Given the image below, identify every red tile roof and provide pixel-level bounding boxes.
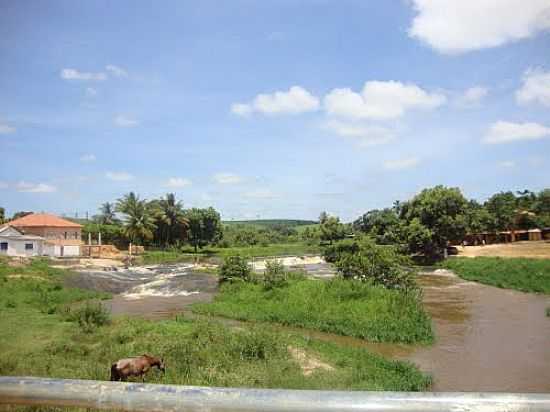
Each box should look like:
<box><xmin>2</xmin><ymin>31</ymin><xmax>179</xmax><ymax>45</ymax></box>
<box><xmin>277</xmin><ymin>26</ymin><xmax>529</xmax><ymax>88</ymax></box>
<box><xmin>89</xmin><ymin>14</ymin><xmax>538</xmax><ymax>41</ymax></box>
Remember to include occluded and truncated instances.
<box><xmin>9</xmin><ymin>213</ymin><xmax>82</xmax><ymax>228</ymax></box>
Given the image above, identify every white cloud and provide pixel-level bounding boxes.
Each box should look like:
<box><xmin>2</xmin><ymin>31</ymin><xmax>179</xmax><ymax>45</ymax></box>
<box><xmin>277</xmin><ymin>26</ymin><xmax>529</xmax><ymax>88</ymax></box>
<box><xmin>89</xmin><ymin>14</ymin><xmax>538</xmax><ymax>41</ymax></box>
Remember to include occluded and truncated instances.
<box><xmin>324</xmin><ymin>81</ymin><xmax>445</xmax><ymax>120</ymax></box>
<box><xmin>213</xmin><ymin>173</ymin><xmax>243</xmax><ymax>184</ymax></box>
<box><xmin>244</xmin><ymin>189</ymin><xmax>278</xmax><ymax>199</ymax></box>
<box><xmin>483</xmin><ymin>121</ymin><xmax>550</xmax><ymax>144</ymax></box>
<box><xmin>231</xmin><ymin>86</ymin><xmax>320</xmax><ymax>116</ymax></box>
<box><xmin>80</xmin><ymin>154</ymin><xmax>96</xmax><ymax>162</ymax></box>
<box><xmin>455</xmin><ymin>86</ymin><xmax>488</xmax><ymax>107</ymax></box>
<box><xmin>408</xmin><ymin>0</ymin><xmax>550</xmax><ymax>54</ymax></box>
<box><xmin>383</xmin><ymin>157</ymin><xmax>420</xmax><ymax>171</ymax></box>
<box><xmin>165</xmin><ymin>177</ymin><xmax>192</xmax><ymax>188</ymax></box>
<box><xmin>498</xmin><ymin>160</ymin><xmax>516</xmax><ymax>168</ymax></box>
<box><xmin>324</xmin><ymin>120</ymin><xmax>394</xmax><ymax>147</ymax></box>
<box><xmin>85</xmin><ymin>87</ymin><xmax>98</xmax><ymax>97</ymax></box>
<box><xmin>516</xmin><ymin>68</ymin><xmax>550</xmax><ymax>107</ymax></box>
<box><xmin>105</xmin><ymin>64</ymin><xmax>128</xmax><ymax>77</ymax></box>
<box><xmin>0</xmin><ymin>121</ymin><xmax>15</xmax><ymax>134</ymax></box>
<box><xmin>105</xmin><ymin>171</ymin><xmax>134</xmax><ymax>181</ymax></box>
<box><xmin>60</xmin><ymin>68</ymin><xmax>107</xmax><ymax>81</ymax></box>
<box><xmin>114</xmin><ymin>115</ymin><xmax>139</xmax><ymax>127</ymax></box>
<box><xmin>16</xmin><ymin>181</ymin><xmax>57</xmax><ymax>193</ymax></box>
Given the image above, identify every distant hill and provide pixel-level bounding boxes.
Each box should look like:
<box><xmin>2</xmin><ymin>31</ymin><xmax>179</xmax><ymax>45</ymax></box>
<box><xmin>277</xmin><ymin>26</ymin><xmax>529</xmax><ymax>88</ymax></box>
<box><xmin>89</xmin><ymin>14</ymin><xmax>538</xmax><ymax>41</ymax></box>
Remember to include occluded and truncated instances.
<box><xmin>223</xmin><ymin>219</ymin><xmax>317</xmax><ymax>228</ymax></box>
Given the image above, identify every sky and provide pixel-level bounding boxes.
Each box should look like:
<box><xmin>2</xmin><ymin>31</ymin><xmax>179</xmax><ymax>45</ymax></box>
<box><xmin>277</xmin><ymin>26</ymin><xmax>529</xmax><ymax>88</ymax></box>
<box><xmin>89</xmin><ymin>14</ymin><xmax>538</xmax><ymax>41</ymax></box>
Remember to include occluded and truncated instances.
<box><xmin>1</xmin><ymin>0</ymin><xmax>550</xmax><ymax>221</ymax></box>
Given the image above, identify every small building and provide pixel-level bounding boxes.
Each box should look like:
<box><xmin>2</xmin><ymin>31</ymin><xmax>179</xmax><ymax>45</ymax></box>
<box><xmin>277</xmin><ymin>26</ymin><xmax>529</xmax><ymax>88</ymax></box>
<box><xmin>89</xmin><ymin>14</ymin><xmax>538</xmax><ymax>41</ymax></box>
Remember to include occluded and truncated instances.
<box><xmin>9</xmin><ymin>213</ymin><xmax>83</xmax><ymax>257</ymax></box>
<box><xmin>0</xmin><ymin>225</ymin><xmax>45</xmax><ymax>257</ymax></box>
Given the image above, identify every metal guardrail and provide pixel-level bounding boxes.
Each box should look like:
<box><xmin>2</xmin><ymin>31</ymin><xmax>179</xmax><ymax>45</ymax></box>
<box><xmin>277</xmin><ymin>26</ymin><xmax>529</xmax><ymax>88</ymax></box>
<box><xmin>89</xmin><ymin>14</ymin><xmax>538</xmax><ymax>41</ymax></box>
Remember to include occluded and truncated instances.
<box><xmin>1</xmin><ymin>377</ymin><xmax>550</xmax><ymax>412</ymax></box>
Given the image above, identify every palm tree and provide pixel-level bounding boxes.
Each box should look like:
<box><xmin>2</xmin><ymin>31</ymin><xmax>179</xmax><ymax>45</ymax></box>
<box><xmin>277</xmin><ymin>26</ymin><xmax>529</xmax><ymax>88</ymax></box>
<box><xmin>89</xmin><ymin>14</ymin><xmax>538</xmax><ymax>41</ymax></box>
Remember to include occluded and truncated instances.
<box><xmin>152</xmin><ymin>193</ymin><xmax>189</xmax><ymax>246</ymax></box>
<box><xmin>98</xmin><ymin>202</ymin><xmax>118</xmax><ymax>225</ymax></box>
<box><xmin>116</xmin><ymin>192</ymin><xmax>156</xmax><ymax>244</ymax></box>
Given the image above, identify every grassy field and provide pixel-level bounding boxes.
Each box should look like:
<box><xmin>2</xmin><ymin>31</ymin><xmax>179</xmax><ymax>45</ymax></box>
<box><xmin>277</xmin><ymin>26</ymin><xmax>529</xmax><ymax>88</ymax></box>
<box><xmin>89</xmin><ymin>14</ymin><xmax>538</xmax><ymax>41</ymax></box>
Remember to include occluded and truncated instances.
<box><xmin>141</xmin><ymin>243</ymin><xmax>322</xmax><ymax>264</ymax></box>
<box><xmin>442</xmin><ymin>257</ymin><xmax>550</xmax><ymax>294</ymax></box>
<box><xmin>193</xmin><ymin>278</ymin><xmax>433</xmax><ymax>344</ymax></box>
<box><xmin>0</xmin><ymin>257</ymin><xmax>432</xmax><ymax>406</ymax></box>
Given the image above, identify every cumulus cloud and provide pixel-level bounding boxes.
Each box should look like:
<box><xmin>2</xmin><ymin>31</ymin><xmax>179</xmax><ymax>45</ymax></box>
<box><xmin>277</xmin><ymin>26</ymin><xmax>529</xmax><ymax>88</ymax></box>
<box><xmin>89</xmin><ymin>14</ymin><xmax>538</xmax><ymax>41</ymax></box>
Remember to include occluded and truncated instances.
<box><xmin>408</xmin><ymin>0</ymin><xmax>550</xmax><ymax>54</ymax></box>
<box><xmin>16</xmin><ymin>181</ymin><xmax>57</xmax><ymax>193</ymax></box>
<box><xmin>324</xmin><ymin>81</ymin><xmax>445</xmax><ymax>120</ymax></box>
<box><xmin>516</xmin><ymin>68</ymin><xmax>550</xmax><ymax>107</ymax></box>
<box><xmin>455</xmin><ymin>86</ymin><xmax>488</xmax><ymax>107</ymax></box>
<box><xmin>231</xmin><ymin>86</ymin><xmax>320</xmax><ymax>116</ymax></box>
<box><xmin>213</xmin><ymin>173</ymin><xmax>243</xmax><ymax>184</ymax></box>
<box><xmin>105</xmin><ymin>64</ymin><xmax>128</xmax><ymax>77</ymax></box>
<box><xmin>80</xmin><ymin>154</ymin><xmax>96</xmax><ymax>162</ymax></box>
<box><xmin>483</xmin><ymin>121</ymin><xmax>550</xmax><ymax>144</ymax></box>
<box><xmin>114</xmin><ymin>115</ymin><xmax>138</xmax><ymax>127</ymax></box>
<box><xmin>383</xmin><ymin>157</ymin><xmax>420</xmax><ymax>171</ymax></box>
<box><xmin>324</xmin><ymin>120</ymin><xmax>394</xmax><ymax>147</ymax></box>
<box><xmin>105</xmin><ymin>171</ymin><xmax>134</xmax><ymax>181</ymax></box>
<box><xmin>60</xmin><ymin>68</ymin><xmax>107</xmax><ymax>81</ymax></box>
<box><xmin>0</xmin><ymin>121</ymin><xmax>15</xmax><ymax>134</ymax></box>
<box><xmin>165</xmin><ymin>177</ymin><xmax>192</xmax><ymax>188</ymax></box>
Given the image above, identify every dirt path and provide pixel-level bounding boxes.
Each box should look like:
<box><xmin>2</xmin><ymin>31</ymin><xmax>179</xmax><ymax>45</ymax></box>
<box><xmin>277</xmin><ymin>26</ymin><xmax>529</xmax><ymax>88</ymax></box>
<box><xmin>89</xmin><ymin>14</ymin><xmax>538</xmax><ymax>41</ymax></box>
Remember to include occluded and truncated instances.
<box><xmin>458</xmin><ymin>240</ymin><xmax>550</xmax><ymax>259</ymax></box>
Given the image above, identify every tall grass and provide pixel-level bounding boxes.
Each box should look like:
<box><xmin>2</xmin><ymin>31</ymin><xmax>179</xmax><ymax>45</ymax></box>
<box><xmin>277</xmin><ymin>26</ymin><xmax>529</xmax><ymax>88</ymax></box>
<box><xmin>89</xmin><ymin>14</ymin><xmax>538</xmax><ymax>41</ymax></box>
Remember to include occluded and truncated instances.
<box><xmin>442</xmin><ymin>257</ymin><xmax>550</xmax><ymax>294</ymax></box>
<box><xmin>194</xmin><ymin>278</ymin><xmax>433</xmax><ymax>344</ymax></box>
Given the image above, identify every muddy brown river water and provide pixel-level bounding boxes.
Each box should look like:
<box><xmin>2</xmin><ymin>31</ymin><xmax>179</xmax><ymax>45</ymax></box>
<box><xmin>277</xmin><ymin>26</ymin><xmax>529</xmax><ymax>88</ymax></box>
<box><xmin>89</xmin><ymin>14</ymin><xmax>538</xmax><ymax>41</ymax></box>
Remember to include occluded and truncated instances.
<box><xmin>69</xmin><ymin>263</ymin><xmax>550</xmax><ymax>392</ymax></box>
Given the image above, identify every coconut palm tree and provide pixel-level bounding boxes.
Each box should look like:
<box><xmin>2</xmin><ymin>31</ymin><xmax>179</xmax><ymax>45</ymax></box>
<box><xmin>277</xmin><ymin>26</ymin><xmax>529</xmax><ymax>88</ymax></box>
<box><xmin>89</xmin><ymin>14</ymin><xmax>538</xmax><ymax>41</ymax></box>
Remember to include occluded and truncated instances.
<box><xmin>151</xmin><ymin>193</ymin><xmax>189</xmax><ymax>246</ymax></box>
<box><xmin>98</xmin><ymin>202</ymin><xmax>118</xmax><ymax>225</ymax></box>
<box><xmin>116</xmin><ymin>192</ymin><xmax>156</xmax><ymax>244</ymax></box>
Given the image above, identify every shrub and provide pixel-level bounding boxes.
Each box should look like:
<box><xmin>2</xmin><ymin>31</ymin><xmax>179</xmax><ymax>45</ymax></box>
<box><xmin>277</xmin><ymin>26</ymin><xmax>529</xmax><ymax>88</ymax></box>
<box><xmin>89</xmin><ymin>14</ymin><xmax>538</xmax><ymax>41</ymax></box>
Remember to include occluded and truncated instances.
<box><xmin>263</xmin><ymin>260</ymin><xmax>287</xmax><ymax>289</ymax></box>
<box><xmin>219</xmin><ymin>255</ymin><xmax>251</xmax><ymax>283</ymax></box>
<box><xmin>323</xmin><ymin>239</ymin><xmax>360</xmax><ymax>263</ymax></box>
<box><xmin>65</xmin><ymin>301</ymin><xmax>110</xmax><ymax>333</ymax></box>
<box><xmin>332</xmin><ymin>237</ymin><xmax>416</xmax><ymax>290</ymax></box>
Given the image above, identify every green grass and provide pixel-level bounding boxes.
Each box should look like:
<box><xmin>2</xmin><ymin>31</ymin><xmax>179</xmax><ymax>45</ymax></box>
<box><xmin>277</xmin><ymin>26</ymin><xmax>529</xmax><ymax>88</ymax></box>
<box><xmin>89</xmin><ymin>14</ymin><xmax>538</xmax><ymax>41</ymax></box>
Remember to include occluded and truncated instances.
<box><xmin>441</xmin><ymin>257</ymin><xmax>550</xmax><ymax>294</ymax></box>
<box><xmin>142</xmin><ymin>243</ymin><xmax>322</xmax><ymax>264</ymax></box>
<box><xmin>193</xmin><ymin>278</ymin><xmax>433</xmax><ymax>344</ymax></box>
<box><xmin>0</xmin><ymin>258</ymin><xmax>431</xmax><ymax>398</ymax></box>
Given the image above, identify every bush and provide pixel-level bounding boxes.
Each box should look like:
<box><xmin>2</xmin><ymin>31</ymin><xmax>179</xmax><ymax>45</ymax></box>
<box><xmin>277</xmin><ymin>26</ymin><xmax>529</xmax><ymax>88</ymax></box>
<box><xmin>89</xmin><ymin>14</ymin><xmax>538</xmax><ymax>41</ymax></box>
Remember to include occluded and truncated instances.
<box><xmin>263</xmin><ymin>260</ymin><xmax>287</xmax><ymax>289</ymax></box>
<box><xmin>65</xmin><ymin>301</ymin><xmax>110</xmax><ymax>333</ymax></box>
<box><xmin>323</xmin><ymin>239</ymin><xmax>360</xmax><ymax>263</ymax></box>
<box><xmin>219</xmin><ymin>255</ymin><xmax>251</xmax><ymax>283</ymax></box>
<box><xmin>332</xmin><ymin>237</ymin><xmax>416</xmax><ymax>290</ymax></box>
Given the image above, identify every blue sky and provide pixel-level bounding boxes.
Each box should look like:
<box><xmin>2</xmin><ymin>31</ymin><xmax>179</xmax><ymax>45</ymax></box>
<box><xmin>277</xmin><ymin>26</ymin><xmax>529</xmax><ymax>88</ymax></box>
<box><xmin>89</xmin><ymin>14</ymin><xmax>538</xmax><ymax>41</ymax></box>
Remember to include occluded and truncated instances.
<box><xmin>1</xmin><ymin>0</ymin><xmax>550</xmax><ymax>221</ymax></box>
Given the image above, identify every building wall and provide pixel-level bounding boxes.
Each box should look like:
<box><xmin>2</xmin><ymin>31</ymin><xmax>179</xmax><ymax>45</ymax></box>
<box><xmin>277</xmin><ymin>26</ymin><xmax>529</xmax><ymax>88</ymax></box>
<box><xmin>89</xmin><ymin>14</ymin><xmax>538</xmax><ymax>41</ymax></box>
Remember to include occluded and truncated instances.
<box><xmin>0</xmin><ymin>238</ymin><xmax>43</xmax><ymax>257</ymax></box>
<box><xmin>15</xmin><ymin>226</ymin><xmax>82</xmax><ymax>246</ymax></box>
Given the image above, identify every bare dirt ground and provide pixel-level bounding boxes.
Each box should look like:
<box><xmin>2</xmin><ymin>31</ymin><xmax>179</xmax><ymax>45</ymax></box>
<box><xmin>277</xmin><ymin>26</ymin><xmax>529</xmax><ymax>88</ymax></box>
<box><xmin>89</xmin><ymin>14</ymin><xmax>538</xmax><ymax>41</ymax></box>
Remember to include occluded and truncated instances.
<box><xmin>287</xmin><ymin>346</ymin><xmax>334</xmax><ymax>376</ymax></box>
<box><xmin>458</xmin><ymin>240</ymin><xmax>550</xmax><ymax>259</ymax></box>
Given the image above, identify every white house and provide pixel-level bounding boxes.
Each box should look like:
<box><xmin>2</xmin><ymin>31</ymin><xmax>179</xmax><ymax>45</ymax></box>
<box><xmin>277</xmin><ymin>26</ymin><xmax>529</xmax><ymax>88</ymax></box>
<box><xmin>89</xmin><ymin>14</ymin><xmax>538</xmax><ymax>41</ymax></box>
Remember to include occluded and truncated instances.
<box><xmin>0</xmin><ymin>225</ymin><xmax>45</xmax><ymax>257</ymax></box>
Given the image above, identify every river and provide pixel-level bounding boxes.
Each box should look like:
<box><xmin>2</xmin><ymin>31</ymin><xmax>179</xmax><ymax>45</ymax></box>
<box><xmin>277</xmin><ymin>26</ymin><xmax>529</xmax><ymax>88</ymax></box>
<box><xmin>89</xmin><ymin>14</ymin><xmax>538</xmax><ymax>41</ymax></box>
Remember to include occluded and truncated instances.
<box><xmin>69</xmin><ymin>262</ymin><xmax>550</xmax><ymax>392</ymax></box>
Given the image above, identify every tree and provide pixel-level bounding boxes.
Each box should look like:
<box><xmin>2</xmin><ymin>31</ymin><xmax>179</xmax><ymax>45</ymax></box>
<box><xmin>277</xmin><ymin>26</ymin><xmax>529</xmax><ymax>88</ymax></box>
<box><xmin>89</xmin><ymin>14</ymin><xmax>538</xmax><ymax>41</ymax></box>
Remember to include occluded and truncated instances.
<box><xmin>464</xmin><ymin>200</ymin><xmax>493</xmax><ymax>234</ymax></box>
<box><xmin>11</xmin><ymin>211</ymin><xmax>33</xmax><ymax>220</ymax></box>
<box><xmin>332</xmin><ymin>237</ymin><xmax>416</xmax><ymax>290</ymax></box>
<box><xmin>116</xmin><ymin>192</ymin><xmax>156</xmax><ymax>244</ymax></box>
<box><xmin>402</xmin><ymin>186</ymin><xmax>468</xmax><ymax>258</ymax></box>
<box><xmin>151</xmin><ymin>193</ymin><xmax>189</xmax><ymax>246</ymax></box>
<box><xmin>485</xmin><ymin>191</ymin><xmax>516</xmax><ymax>231</ymax></box>
<box><xmin>319</xmin><ymin>215</ymin><xmax>346</xmax><ymax>244</ymax></box>
<box><xmin>318</xmin><ymin>211</ymin><xmax>329</xmax><ymax>224</ymax></box>
<box><xmin>184</xmin><ymin>207</ymin><xmax>223</xmax><ymax>253</ymax></box>
<box><xmin>96</xmin><ymin>202</ymin><xmax>118</xmax><ymax>225</ymax></box>
<box><xmin>0</xmin><ymin>207</ymin><xmax>5</xmax><ymax>224</ymax></box>
<box><xmin>353</xmin><ymin>208</ymin><xmax>403</xmax><ymax>244</ymax></box>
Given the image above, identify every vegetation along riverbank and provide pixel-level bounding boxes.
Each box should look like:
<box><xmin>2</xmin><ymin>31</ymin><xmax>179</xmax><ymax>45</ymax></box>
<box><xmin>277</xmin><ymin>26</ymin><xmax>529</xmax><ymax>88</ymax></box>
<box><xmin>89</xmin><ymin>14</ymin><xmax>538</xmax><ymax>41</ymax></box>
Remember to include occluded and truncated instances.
<box><xmin>441</xmin><ymin>257</ymin><xmax>550</xmax><ymax>294</ymax></box>
<box><xmin>0</xmin><ymin>257</ymin><xmax>431</xmax><ymax>392</ymax></box>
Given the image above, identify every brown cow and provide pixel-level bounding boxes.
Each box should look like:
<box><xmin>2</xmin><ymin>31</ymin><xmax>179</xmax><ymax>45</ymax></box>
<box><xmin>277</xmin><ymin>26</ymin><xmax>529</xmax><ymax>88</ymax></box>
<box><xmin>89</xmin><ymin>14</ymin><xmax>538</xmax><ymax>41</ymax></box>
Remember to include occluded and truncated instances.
<box><xmin>110</xmin><ymin>354</ymin><xmax>165</xmax><ymax>382</ymax></box>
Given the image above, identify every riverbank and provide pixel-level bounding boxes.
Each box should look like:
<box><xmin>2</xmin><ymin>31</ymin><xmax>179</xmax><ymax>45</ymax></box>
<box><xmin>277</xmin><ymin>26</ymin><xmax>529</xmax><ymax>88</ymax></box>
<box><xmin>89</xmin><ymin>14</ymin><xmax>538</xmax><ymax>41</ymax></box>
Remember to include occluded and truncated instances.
<box><xmin>0</xmin><ymin>257</ymin><xmax>431</xmax><ymax>392</ymax></box>
<box><xmin>441</xmin><ymin>257</ymin><xmax>550</xmax><ymax>294</ymax></box>
<box><xmin>193</xmin><ymin>277</ymin><xmax>433</xmax><ymax>344</ymax></box>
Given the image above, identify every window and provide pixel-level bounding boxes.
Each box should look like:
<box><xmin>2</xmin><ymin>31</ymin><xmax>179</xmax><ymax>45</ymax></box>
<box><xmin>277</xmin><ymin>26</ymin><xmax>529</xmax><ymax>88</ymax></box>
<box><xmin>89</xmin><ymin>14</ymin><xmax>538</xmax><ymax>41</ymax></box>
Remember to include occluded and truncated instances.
<box><xmin>25</xmin><ymin>243</ymin><xmax>34</xmax><ymax>250</ymax></box>
<box><xmin>74</xmin><ymin>231</ymin><xmax>78</xmax><ymax>239</ymax></box>
<box><xmin>0</xmin><ymin>242</ymin><xmax>7</xmax><ymax>251</ymax></box>
<box><xmin>64</xmin><ymin>232</ymin><xmax>67</xmax><ymax>239</ymax></box>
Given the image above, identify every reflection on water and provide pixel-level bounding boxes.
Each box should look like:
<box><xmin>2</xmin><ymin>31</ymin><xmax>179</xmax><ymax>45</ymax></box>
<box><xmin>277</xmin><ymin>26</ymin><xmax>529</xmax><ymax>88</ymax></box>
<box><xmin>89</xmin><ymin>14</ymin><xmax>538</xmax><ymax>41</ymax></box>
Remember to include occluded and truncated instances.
<box><xmin>71</xmin><ymin>263</ymin><xmax>550</xmax><ymax>392</ymax></box>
